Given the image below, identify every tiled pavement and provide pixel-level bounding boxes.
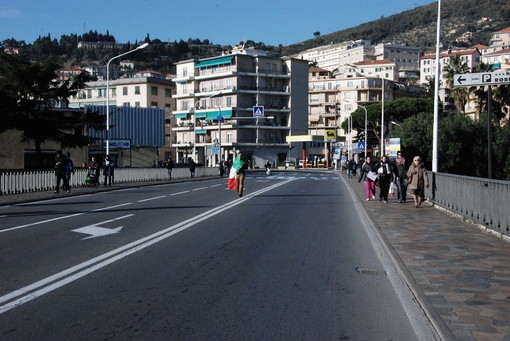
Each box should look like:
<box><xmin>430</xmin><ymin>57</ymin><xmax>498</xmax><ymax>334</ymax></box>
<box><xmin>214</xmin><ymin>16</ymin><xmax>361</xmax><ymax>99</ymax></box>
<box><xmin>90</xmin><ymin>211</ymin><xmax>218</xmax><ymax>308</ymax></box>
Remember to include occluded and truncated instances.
<box><xmin>2</xmin><ymin>172</ymin><xmax>510</xmax><ymax>340</ymax></box>
<box><xmin>342</xmin><ymin>173</ymin><xmax>510</xmax><ymax>341</ymax></box>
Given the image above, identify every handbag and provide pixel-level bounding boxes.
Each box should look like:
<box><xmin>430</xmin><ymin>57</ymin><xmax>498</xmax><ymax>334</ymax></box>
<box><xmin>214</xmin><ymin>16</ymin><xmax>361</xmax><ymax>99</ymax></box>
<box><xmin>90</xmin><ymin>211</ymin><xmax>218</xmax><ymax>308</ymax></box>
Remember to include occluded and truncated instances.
<box><xmin>389</xmin><ymin>182</ymin><xmax>397</xmax><ymax>196</ymax></box>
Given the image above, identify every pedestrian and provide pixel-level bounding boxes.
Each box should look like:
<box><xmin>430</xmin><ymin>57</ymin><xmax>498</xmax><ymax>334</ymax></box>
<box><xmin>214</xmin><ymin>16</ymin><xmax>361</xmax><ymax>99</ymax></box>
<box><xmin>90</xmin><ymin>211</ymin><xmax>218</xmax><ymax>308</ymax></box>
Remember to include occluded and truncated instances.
<box><xmin>54</xmin><ymin>150</ymin><xmax>69</xmax><ymax>193</ymax></box>
<box><xmin>65</xmin><ymin>152</ymin><xmax>74</xmax><ymax>191</ymax></box>
<box><xmin>87</xmin><ymin>156</ymin><xmax>99</xmax><ymax>185</ymax></box>
<box><xmin>166</xmin><ymin>158</ymin><xmax>173</xmax><ymax>180</ymax></box>
<box><xmin>375</xmin><ymin>155</ymin><xmax>393</xmax><ymax>203</ymax></box>
<box><xmin>188</xmin><ymin>157</ymin><xmax>196</xmax><ymax>178</ymax></box>
<box><xmin>407</xmin><ymin>156</ymin><xmax>429</xmax><ymax>208</ymax></box>
<box><xmin>392</xmin><ymin>151</ymin><xmax>408</xmax><ymax>203</ymax></box>
<box><xmin>358</xmin><ymin>156</ymin><xmax>377</xmax><ymax>201</ymax></box>
<box><xmin>103</xmin><ymin>155</ymin><xmax>114</xmax><ymax>187</ymax></box>
<box><xmin>233</xmin><ymin>151</ymin><xmax>248</xmax><ymax>197</ymax></box>
<box><xmin>219</xmin><ymin>160</ymin><xmax>224</xmax><ymax>178</ymax></box>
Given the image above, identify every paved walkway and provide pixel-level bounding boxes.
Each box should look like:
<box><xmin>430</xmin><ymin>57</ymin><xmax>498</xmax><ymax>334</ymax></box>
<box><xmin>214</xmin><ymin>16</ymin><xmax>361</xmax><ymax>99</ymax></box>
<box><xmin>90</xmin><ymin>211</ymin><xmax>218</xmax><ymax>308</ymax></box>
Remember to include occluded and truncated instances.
<box><xmin>342</xmin><ymin>173</ymin><xmax>510</xmax><ymax>341</ymax></box>
<box><xmin>2</xmin><ymin>172</ymin><xmax>510</xmax><ymax>340</ymax></box>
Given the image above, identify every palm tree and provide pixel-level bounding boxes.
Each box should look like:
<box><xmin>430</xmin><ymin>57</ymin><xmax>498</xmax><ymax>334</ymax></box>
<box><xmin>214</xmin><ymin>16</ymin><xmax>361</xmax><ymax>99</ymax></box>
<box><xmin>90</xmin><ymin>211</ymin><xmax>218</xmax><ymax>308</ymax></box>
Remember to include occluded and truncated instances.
<box><xmin>443</xmin><ymin>54</ymin><xmax>470</xmax><ymax>114</ymax></box>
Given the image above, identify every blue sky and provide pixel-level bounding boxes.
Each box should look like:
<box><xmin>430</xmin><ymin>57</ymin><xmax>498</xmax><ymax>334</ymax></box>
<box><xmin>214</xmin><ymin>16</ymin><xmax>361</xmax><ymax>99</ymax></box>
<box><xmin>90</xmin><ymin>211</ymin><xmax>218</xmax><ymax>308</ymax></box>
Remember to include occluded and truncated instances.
<box><xmin>0</xmin><ymin>0</ymin><xmax>437</xmax><ymax>46</ymax></box>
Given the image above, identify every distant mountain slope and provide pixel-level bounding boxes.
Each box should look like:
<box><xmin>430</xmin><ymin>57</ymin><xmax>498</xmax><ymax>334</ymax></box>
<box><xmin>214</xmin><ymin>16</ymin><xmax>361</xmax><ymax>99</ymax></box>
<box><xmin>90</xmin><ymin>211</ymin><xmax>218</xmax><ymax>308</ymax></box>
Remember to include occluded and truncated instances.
<box><xmin>287</xmin><ymin>0</ymin><xmax>510</xmax><ymax>53</ymax></box>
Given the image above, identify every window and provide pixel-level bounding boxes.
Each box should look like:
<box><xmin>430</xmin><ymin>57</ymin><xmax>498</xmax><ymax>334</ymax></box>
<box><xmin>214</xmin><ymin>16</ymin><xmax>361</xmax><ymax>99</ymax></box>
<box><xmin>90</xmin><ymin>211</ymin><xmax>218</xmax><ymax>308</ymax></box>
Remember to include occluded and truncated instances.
<box><xmin>123</xmin><ymin>87</ymin><xmax>128</xmax><ymax>95</ymax></box>
<box><xmin>123</xmin><ymin>102</ymin><xmax>130</xmax><ymax>107</ymax></box>
<box><xmin>135</xmin><ymin>102</ymin><xmax>140</xmax><ymax>107</ymax></box>
<box><xmin>165</xmin><ymin>88</ymin><xmax>171</xmax><ymax>97</ymax></box>
<box><xmin>135</xmin><ymin>86</ymin><xmax>140</xmax><ymax>95</ymax></box>
<box><xmin>151</xmin><ymin>86</ymin><xmax>158</xmax><ymax>96</ymax></box>
<box><xmin>227</xmin><ymin>132</ymin><xmax>232</xmax><ymax>143</ymax></box>
<box><xmin>182</xmin><ymin>67</ymin><xmax>188</xmax><ymax>77</ymax></box>
<box><xmin>151</xmin><ymin>102</ymin><xmax>158</xmax><ymax>107</ymax></box>
<box><xmin>111</xmin><ymin>88</ymin><xmax>116</xmax><ymax>97</ymax></box>
<box><xmin>226</xmin><ymin>96</ymin><xmax>232</xmax><ymax>107</ymax></box>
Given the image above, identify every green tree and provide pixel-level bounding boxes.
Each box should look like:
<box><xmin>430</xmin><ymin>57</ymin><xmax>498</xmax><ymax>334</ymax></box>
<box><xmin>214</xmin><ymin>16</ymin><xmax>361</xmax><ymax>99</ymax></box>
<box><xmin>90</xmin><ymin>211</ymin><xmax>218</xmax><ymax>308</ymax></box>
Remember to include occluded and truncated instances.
<box><xmin>0</xmin><ymin>52</ymin><xmax>104</xmax><ymax>166</ymax></box>
<box><xmin>443</xmin><ymin>54</ymin><xmax>470</xmax><ymax>114</ymax></box>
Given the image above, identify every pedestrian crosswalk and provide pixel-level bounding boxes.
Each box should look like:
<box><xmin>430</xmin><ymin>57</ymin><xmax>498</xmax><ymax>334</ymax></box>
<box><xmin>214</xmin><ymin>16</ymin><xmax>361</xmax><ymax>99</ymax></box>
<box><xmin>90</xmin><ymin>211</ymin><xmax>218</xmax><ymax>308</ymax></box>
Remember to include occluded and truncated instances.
<box><xmin>254</xmin><ymin>175</ymin><xmax>339</xmax><ymax>181</ymax></box>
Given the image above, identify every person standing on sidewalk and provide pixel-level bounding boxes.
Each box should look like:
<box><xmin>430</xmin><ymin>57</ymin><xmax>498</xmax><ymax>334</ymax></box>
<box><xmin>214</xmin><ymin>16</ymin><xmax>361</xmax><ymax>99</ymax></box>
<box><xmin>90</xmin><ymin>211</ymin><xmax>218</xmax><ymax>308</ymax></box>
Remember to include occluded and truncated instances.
<box><xmin>65</xmin><ymin>152</ymin><xmax>74</xmax><ymax>191</ymax></box>
<box><xmin>103</xmin><ymin>155</ymin><xmax>114</xmax><ymax>187</ymax></box>
<box><xmin>407</xmin><ymin>156</ymin><xmax>429</xmax><ymax>208</ymax></box>
<box><xmin>188</xmin><ymin>158</ymin><xmax>196</xmax><ymax>178</ymax></box>
<box><xmin>392</xmin><ymin>151</ymin><xmax>407</xmax><ymax>203</ymax></box>
<box><xmin>375</xmin><ymin>155</ymin><xmax>393</xmax><ymax>203</ymax></box>
<box><xmin>166</xmin><ymin>157</ymin><xmax>173</xmax><ymax>180</ymax></box>
<box><xmin>358</xmin><ymin>156</ymin><xmax>377</xmax><ymax>201</ymax></box>
<box><xmin>54</xmin><ymin>150</ymin><xmax>69</xmax><ymax>193</ymax></box>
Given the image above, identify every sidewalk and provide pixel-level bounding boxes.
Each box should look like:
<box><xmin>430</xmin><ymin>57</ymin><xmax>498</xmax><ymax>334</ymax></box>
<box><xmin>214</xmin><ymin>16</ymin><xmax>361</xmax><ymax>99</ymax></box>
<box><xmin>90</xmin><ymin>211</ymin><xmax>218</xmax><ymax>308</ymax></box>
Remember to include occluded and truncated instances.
<box><xmin>342</xmin><ymin>172</ymin><xmax>510</xmax><ymax>341</ymax></box>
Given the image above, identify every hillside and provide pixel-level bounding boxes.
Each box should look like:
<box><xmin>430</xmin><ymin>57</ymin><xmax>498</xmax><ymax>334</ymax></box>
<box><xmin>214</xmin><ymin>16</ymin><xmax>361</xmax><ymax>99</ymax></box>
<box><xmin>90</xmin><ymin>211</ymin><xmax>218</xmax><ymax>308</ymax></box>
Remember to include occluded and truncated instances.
<box><xmin>287</xmin><ymin>0</ymin><xmax>510</xmax><ymax>54</ymax></box>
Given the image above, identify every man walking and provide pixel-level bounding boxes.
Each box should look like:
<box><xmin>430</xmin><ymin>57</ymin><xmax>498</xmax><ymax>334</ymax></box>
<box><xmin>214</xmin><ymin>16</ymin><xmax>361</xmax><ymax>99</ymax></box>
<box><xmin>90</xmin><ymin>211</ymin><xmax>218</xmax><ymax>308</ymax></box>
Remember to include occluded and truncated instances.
<box><xmin>54</xmin><ymin>150</ymin><xmax>69</xmax><ymax>193</ymax></box>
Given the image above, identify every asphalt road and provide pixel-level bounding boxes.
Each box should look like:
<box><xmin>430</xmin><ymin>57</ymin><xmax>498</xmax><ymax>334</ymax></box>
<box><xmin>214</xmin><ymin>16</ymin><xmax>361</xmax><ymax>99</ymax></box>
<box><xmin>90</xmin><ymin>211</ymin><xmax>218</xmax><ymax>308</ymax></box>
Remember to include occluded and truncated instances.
<box><xmin>0</xmin><ymin>171</ymin><xmax>436</xmax><ymax>340</ymax></box>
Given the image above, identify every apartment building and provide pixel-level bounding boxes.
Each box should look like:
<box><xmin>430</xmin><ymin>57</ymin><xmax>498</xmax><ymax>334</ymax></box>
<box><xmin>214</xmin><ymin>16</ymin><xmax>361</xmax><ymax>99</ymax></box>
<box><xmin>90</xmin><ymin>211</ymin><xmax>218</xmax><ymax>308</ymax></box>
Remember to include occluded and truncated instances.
<box><xmin>489</xmin><ymin>27</ymin><xmax>510</xmax><ymax>52</ymax></box>
<box><xmin>419</xmin><ymin>47</ymin><xmax>481</xmax><ymax>95</ymax></box>
<box><xmin>294</xmin><ymin>40</ymin><xmax>421</xmax><ymax>82</ymax></box>
<box><xmin>481</xmin><ymin>49</ymin><xmax>510</xmax><ymax>69</ymax></box>
<box><xmin>308</xmin><ymin>66</ymin><xmax>425</xmax><ymax>159</ymax></box>
<box><xmin>68</xmin><ymin>70</ymin><xmax>176</xmax><ymax>164</ymax></box>
<box><xmin>171</xmin><ymin>47</ymin><xmax>308</xmax><ymax>168</ymax></box>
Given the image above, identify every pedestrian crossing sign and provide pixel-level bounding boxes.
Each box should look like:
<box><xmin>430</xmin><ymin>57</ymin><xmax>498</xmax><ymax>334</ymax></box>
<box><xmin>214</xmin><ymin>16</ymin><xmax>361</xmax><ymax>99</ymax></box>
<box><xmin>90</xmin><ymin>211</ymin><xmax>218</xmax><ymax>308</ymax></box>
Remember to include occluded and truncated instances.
<box><xmin>253</xmin><ymin>106</ymin><xmax>264</xmax><ymax>117</ymax></box>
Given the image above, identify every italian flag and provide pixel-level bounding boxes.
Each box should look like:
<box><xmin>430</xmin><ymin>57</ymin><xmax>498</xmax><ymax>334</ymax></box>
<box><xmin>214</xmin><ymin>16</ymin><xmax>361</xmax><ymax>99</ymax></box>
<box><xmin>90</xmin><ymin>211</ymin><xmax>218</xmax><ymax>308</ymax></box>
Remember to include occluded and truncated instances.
<box><xmin>228</xmin><ymin>157</ymin><xmax>245</xmax><ymax>190</ymax></box>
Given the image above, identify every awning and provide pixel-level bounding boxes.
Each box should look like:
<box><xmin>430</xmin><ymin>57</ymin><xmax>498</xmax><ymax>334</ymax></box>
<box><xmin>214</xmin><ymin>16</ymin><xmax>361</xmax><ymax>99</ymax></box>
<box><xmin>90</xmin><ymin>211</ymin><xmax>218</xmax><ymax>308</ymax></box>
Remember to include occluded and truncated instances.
<box><xmin>309</xmin><ymin>116</ymin><xmax>320</xmax><ymax>122</ymax></box>
<box><xmin>195</xmin><ymin>129</ymin><xmax>207</xmax><ymax>134</ymax></box>
<box><xmin>195</xmin><ymin>112</ymin><xmax>207</xmax><ymax>118</ymax></box>
<box><xmin>206</xmin><ymin>110</ymin><xmax>233</xmax><ymax>120</ymax></box>
<box><xmin>174</xmin><ymin>113</ymin><xmax>188</xmax><ymax>119</ymax></box>
<box><xmin>195</xmin><ymin>56</ymin><xmax>234</xmax><ymax>68</ymax></box>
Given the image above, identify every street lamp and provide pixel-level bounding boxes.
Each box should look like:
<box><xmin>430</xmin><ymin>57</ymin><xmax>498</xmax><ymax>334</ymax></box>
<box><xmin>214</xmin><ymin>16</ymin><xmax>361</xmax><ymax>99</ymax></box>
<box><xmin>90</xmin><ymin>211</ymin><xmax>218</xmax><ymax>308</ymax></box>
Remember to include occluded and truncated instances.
<box><xmin>432</xmin><ymin>0</ymin><xmax>442</xmax><ymax>173</ymax></box>
<box><xmin>192</xmin><ymin>91</ymin><xmax>223</xmax><ymax>163</ymax></box>
<box><xmin>106</xmin><ymin>42</ymin><xmax>149</xmax><ymax>156</ymax></box>
<box><xmin>342</xmin><ymin>100</ymin><xmax>368</xmax><ymax>159</ymax></box>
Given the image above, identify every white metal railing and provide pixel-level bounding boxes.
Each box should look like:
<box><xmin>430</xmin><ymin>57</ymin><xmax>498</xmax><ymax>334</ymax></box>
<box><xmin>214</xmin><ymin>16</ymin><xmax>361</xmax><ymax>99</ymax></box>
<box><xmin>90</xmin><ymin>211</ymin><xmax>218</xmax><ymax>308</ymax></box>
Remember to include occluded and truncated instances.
<box><xmin>425</xmin><ymin>172</ymin><xmax>510</xmax><ymax>237</ymax></box>
<box><xmin>0</xmin><ymin>167</ymin><xmax>218</xmax><ymax>195</ymax></box>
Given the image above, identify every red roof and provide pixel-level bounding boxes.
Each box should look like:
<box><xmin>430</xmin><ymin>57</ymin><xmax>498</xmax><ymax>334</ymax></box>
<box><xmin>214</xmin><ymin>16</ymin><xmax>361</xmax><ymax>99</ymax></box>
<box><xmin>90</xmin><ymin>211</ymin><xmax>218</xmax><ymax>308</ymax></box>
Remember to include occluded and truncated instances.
<box><xmin>352</xmin><ymin>60</ymin><xmax>395</xmax><ymax>66</ymax></box>
<box><xmin>484</xmin><ymin>49</ymin><xmax>510</xmax><ymax>56</ymax></box>
<box><xmin>421</xmin><ymin>48</ymin><xmax>479</xmax><ymax>60</ymax></box>
<box><xmin>495</xmin><ymin>27</ymin><xmax>510</xmax><ymax>34</ymax></box>
<box><xmin>309</xmin><ymin>67</ymin><xmax>330</xmax><ymax>73</ymax></box>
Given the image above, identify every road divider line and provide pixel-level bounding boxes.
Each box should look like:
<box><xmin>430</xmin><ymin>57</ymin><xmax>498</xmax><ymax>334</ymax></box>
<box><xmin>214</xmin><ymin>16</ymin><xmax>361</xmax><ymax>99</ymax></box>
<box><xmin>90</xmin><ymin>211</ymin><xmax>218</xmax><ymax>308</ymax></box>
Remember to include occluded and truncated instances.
<box><xmin>0</xmin><ymin>179</ymin><xmax>295</xmax><ymax>314</ymax></box>
<box><xmin>137</xmin><ymin>196</ymin><xmax>166</xmax><ymax>203</ymax></box>
<box><xmin>169</xmin><ymin>191</ymin><xmax>190</xmax><ymax>196</ymax></box>
<box><xmin>192</xmin><ymin>187</ymin><xmax>208</xmax><ymax>191</ymax></box>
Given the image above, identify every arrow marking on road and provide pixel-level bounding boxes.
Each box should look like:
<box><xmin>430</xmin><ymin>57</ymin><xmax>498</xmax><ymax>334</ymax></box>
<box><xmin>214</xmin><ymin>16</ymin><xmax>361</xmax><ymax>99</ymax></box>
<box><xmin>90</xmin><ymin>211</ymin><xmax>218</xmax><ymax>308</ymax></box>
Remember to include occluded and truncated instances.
<box><xmin>72</xmin><ymin>214</ymin><xmax>134</xmax><ymax>240</ymax></box>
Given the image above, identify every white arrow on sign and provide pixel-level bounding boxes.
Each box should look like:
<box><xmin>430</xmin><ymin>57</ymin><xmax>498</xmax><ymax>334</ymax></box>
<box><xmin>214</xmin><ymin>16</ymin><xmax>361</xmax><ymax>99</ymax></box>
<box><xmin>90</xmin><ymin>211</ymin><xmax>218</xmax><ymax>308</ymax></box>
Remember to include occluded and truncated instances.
<box><xmin>72</xmin><ymin>214</ymin><xmax>134</xmax><ymax>240</ymax></box>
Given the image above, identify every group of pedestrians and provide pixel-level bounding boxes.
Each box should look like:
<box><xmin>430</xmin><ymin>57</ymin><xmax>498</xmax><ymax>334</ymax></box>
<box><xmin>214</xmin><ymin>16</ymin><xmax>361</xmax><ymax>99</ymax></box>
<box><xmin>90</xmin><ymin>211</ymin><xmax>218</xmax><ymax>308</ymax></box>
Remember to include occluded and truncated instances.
<box><xmin>357</xmin><ymin>151</ymin><xmax>429</xmax><ymax>208</ymax></box>
<box><xmin>55</xmin><ymin>151</ymin><xmax>114</xmax><ymax>193</ymax></box>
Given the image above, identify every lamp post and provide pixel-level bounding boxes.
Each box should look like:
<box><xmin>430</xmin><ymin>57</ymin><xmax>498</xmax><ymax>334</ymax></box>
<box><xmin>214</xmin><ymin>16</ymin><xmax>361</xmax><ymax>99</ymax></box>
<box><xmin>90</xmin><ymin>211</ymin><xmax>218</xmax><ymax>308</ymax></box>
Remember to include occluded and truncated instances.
<box><xmin>380</xmin><ymin>77</ymin><xmax>385</xmax><ymax>157</ymax></box>
<box><xmin>432</xmin><ymin>0</ymin><xmax>442</xmax><ymax>173</ymax></box>
<box><xmin>359</xmin><ymin>104</ymin><xmax>368</xmax><ymax>158</ymax></box>
<box><xmin>106</xmin><ymin>42</ymin><xmax>149</xmax><ymax>156</ymax></box>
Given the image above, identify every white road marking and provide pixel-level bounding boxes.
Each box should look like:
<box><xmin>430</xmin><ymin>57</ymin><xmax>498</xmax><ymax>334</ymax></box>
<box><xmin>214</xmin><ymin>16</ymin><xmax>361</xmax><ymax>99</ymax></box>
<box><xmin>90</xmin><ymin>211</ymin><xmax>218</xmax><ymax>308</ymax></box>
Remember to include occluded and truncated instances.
<box><xmin>0</xmin><ymin>179</ymin><xmax>295</xmax><ymax>314</ymax></box>
<box><xmin>170</xmin><ymin>191</ymin><xmax>190</xmax><ymax>196</ymax></box>
<box><xmin>0</xmin><ymin>202</ymin><xmax>133</xmax><ymax>233</ymax></box>
<box><xmin>72</xmin><ymin>214</ymin><xmax>134</xmax><ymax>240</ymax></box>
<box><xmin>137</xmin><ymin>195</ymin><xmax>166</xmax><ymax>203</ymax></box>
<box><xmin>192</xmin><ymin>187</ymin><xmax>208</xmax><ymax>191</ymax></box>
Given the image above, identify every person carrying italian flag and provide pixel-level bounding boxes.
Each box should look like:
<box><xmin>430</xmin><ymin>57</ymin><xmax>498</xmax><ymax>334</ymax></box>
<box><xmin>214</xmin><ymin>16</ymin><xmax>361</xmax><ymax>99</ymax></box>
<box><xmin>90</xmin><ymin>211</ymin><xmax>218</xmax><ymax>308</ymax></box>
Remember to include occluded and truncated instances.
<box><xmin>228</xmin><ymin>151</ymin><xmax>247</xmax><ymax>197</ymax></box>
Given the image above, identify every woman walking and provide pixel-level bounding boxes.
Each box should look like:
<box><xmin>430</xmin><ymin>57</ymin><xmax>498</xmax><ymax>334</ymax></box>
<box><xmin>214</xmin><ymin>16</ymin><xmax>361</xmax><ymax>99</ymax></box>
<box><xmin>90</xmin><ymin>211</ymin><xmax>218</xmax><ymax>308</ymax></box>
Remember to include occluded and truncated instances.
<box><xmin>407</xmin><ymin>156</ymin><xmax>429</xmax><ymax>208</ymax></box>
<box><xmin>376</xmin><ymin>155</ymin><xmax>393</xmax><ymax>203</ymax></box>
<box><xmin>358</xmin><ymin>156</ymin><xmax>377</xmax><ymax>201</ymax></box>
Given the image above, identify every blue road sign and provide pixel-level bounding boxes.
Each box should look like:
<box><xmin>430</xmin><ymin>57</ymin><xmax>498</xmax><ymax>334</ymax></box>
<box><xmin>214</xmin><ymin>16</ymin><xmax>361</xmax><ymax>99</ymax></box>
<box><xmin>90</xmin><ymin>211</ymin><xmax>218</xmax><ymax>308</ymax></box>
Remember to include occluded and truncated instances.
<box><xmin>253</xmin><ymin>106</ymin><xmax>264</xmax><ymax>117</ymax></box>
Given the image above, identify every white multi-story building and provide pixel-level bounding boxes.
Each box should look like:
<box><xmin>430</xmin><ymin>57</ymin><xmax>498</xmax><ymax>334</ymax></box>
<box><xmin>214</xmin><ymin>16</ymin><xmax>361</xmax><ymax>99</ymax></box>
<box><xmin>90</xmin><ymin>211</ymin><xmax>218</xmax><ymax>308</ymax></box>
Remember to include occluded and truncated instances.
<box><xmin>489</xmin><ymin>27</ymin><xmax>510</xmax><ymax>52</ymax></box>
<box><xmin>294</xmin><ymin>40</ymin><xmax>421</xmax><ymax>82</ymax></box>
<box><xmin>308</xmin><ymin>65</ymin><xmax>425</xmax><ymax>159</ymax></box>
<box><xmin>420</xmin><ymin>48</ymin><xmax>481</xmax><ymax>86</ymax></box>
<box><xmin>171</xmin><ymin>47</ymin><xmax>308</xmax><ymax>168</ymax></box>
<box><xmin>481</xmin><ymin>49</ymin><xmax>510</xmax><ymax>69</ymax></box>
